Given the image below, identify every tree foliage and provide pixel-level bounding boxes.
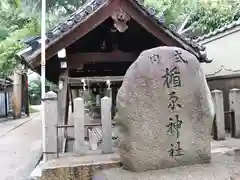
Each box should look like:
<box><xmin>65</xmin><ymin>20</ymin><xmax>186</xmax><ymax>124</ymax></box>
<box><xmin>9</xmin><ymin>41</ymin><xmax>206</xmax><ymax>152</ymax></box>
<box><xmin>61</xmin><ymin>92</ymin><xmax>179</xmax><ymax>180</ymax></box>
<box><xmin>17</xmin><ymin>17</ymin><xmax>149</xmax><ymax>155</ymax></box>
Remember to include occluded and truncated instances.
<box><xmin>145</xmin><ymin>0</ymin><xmax>197</xmax><ymax>27</ymax></box>
<box><xmin>28</xmin><ymin>75</ymin><xmax>58</xmax><ymax>104</ymax></box>
<box><xmin>28</xmin><ymin>77</ymin><xmax>41</xmax><ymax>105</ymax></box>
<box><xmin>188</xmin><ymin>0</ymin><xmax>240</xmax><ymax>34</ymax></box>
<box><xmin>0</xmin><ymin>0</ymin><xmax>87</xmax><ymax>76</ymax></box>
<box><xmin>144</xmin><ymin>0</ymin><xmax>240</xmax><ymax>36</ymax></box>
<box><xmin>0</xmin><ymin>19</ymin><xmax>40</xmax><ymax>76</ymax></box>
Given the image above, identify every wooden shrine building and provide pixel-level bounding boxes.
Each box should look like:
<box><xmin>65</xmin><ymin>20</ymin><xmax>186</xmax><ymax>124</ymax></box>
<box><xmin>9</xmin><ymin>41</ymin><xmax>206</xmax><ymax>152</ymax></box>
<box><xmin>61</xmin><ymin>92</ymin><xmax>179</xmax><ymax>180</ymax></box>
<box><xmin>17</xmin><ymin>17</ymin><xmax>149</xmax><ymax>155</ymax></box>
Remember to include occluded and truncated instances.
<box><xmin>16</xmin><ymin>0</ymin><xmax>211</xmax><ymax>123</ymax></box>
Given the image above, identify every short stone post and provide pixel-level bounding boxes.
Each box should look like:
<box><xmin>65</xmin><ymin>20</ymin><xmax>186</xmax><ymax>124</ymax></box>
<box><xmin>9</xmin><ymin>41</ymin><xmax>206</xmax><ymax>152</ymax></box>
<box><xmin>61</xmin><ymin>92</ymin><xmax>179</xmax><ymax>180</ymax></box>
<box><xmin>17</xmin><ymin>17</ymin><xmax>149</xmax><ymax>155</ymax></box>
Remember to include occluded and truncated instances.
<box><xmin>106</xmin><ymin>80</ymin><xmax>112</xmax><ymax>107</ymax></box>
<box><xmin>88</xmin><ymin>129</ymin><xmax>98</xmax><ymax>150</ymax></box>
<box><xmin>43</xmin><ymin>91</ymin><xmax>58</xmax><ymax>161</ymax></box>
<box><xmin>72</xmin><ymin>89</ymin><xmax>79</xmax><ymax>99</ymax></box>
<box><xmin>74</xmin><ymin>97</ymin><xmax>86</xmax><ymax>155</ymax></box>
<box><xmin>106</xmin><ymin>88</ymin><xmax>112</xmax><ymax>98</ymax></box>
<box><xmin>101</xmin><ymin>97</ymin><xmax>112</xmax><ymax>153</ymax></box>
<box><xmin>96</xmin><ymin>94</ymin><xmax>100</xmax><ymax>106</ymax></box>
<box><xmin>229</xmin><ymin>88</ymin><xmax>240</xmax><ymax>138</ymax></box>
<box><xmin>211</xmin><ymin>90</ymin><xmax>225</xmax><ymax>140</ymax></box>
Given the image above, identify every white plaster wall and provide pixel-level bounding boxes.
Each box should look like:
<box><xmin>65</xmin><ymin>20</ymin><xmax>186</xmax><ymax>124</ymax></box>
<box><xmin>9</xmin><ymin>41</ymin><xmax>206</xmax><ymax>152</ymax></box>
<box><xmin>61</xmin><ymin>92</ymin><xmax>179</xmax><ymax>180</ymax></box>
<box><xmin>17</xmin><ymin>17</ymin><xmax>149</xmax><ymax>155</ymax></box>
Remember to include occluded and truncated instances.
<box><xmin>200</xmin><ymin>30</ymin><xmax>240</xmax><ymax>77</ymax></box>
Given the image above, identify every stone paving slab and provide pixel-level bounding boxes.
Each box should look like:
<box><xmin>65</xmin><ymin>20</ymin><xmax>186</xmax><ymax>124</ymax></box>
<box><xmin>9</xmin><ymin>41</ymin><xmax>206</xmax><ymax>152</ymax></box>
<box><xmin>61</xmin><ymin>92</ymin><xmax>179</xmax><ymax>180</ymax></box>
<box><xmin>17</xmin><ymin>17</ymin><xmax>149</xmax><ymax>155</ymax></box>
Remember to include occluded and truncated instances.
<box><xmin>0</xmin><ymin>113</ymin><xmax>40</xmax><ymax>137</ymax></box>
<box><xmin>211</xmin><ymin>136</ymin><xmax>240</xmax><ymax>154</ymax></box>
<box><xmin>30</xmin><ymin>136</ymin><xmax>240</xmax><ymax>180</ymax></box>
<box><xmin>0</xmin><ymin>113</ymin><xmax>42</xmax><ymax>180</ymax></box>
<box><xmin>94</xmin><ymin>152</ymin><xmax>240</xmax><ymax>180</ymax></box>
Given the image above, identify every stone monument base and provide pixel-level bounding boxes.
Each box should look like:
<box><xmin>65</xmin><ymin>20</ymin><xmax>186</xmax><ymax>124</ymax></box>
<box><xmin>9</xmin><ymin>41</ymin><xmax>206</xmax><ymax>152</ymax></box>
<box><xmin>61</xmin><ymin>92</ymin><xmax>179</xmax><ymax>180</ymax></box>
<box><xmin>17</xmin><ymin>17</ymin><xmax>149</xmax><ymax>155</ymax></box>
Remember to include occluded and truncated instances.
<box><xmin>40</xmin><ymin>152</ymin><xmax>120</xmax><ymax>180</ymax></box>
<box><xmin>93</xmin><ymin>152</ymin><xmax>240</xmax><ymax>180</ymax></box>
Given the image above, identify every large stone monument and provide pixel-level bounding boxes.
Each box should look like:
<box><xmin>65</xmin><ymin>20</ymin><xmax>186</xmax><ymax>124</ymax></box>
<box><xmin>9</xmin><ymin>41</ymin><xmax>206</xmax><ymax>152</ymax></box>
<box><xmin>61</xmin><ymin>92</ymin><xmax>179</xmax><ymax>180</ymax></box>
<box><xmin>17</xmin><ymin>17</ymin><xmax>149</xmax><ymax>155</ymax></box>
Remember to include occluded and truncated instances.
<box><xmin>93</xmin><ymin>46</ymin><xmax>240</xmax><ymax>179</ymax></box>
<box><xmin>116</xmin><ymin>46</ymin><xmax>215</xmax><ymax>172</ymax></box>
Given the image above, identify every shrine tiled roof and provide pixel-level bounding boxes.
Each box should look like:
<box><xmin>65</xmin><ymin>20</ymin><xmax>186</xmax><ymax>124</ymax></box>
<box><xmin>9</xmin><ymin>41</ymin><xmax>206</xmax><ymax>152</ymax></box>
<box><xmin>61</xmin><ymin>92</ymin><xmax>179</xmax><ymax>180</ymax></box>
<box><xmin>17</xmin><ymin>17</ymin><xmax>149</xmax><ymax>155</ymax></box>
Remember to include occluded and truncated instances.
<box><xmin>195</xmin><ymin>18</ymin><xmax>240</xmax><ymax>43</ymax></box>
<box><xmin>16</xmin><ymin>0</ymin><xmax>212</xmax><ymax>67</ymax></box>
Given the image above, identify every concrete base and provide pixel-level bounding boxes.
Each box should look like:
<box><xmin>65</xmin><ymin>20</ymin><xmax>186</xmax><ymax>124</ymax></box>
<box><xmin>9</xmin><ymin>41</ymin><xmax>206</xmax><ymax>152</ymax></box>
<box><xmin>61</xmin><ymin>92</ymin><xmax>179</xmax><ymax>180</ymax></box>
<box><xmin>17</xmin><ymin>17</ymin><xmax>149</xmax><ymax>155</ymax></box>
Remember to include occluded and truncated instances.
<box><xmin>40</xmin><ymin>153</ymin><xmax>120</xmax><ymax>180</ymax></box>
<box><xmin>94</xmin><ymin>152</ymin><xmax>240</xmax><ymax>180</ymax></box>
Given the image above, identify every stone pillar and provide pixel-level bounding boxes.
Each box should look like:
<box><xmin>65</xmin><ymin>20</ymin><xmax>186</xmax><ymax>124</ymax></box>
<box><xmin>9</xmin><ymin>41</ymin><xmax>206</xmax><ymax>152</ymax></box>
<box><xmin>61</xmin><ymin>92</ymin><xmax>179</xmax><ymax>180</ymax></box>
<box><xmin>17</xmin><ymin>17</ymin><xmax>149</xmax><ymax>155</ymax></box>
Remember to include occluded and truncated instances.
<box><xmin>43</xmin><ymin>91</ymin><xmax>58</xmax><ymax>161</ymax></box>
<box><xmin>96</xmin><ymin>94</ymin><xmax>100</xmax><ymax>106</ymax></box>
<box><xmin>101</xmin><ymin>97</ymin><xmax>112</xmax><ymax>153</ymax></box>
<box><xmin>82</xmin><ymin>80</ymin><xmax>88</xmax><ymax>104</ymax></box>
<box><xmin>78</xmin><ymin>89</ymin><xmax>83</xmax><ymax>97</ymax></box>
<box><xmin>106</xmin><ymin>88</ymin><xmax>112</xmax><ymax>99</ymax></box>
<box><xmin>12</xmin><ymin>71</ymin><xmax>22</xmax><ymax>119</ymax></box>
<box><xmin>229</xmin><ymin>88</ymin><xmax>240</xmax><ymax>138</ymax></box>
<box><xmin>74</xmin><ymin>97</ymin><xmax>86</xmax><ymax>155</ymax></box>
<box><xmin>88</xmin><ymin>129</ymin><xmax>98</xmax><ymax>150</ymax></box>
<box><xmin>106</xmin><ymin>80</ymin><xmax>112</xmax><ymax>109</ymax></box>
<box><xmin>72</xmin><ymin>89</ymin><xmax>78</xmax><ymax>100</ymax></box>
<box><xmin>211</xmin><ymin>90</ymin><xmax>225</xmax><ymax>140</ymax></box>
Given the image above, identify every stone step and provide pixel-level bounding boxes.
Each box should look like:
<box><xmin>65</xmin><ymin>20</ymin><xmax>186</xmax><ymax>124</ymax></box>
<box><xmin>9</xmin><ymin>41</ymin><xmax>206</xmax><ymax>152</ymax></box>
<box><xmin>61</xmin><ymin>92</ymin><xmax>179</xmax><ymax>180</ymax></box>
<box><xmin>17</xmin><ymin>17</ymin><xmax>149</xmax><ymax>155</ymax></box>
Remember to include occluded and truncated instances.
<box><xmin>40</xmin><ymin>153</ymin><xmax>120</xmax><ymax>180</ymax></box>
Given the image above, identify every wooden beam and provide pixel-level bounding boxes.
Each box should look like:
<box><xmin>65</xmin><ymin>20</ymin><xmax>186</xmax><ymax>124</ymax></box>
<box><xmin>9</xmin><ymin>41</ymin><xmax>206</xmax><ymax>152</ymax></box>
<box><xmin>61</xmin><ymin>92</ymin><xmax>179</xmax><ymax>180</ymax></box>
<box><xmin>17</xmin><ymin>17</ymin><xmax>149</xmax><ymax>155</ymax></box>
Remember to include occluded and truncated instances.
<box><xmin>121</xmin><ymin>0</ymin><xmax>179</xmax><ymax>47</ymax></box>
<box><xmin>69</xmin><ymin>70</ymin><xmax>127</xmax><ymax>77</ymax></box>
<box><xmin>31</xmin><ymin>0</ymin><xmax>121</xmax><ymax>67</ymax></box>
<box><xmin>69</xmin><ymin>85</ymin><xmax>74</xmax><ymax>113</ymax></box>
<box><xmin>68</xmin><ymin>60</ymin><xmax>133</xmax><ymax>77</ymax></box>
<box><xmin>67</xmin><ymin>52</ymin><xmax>138</xmax><ymax>68</ymax></box>
<box><xmin>65</xmin><ymin>86</ymin><xmax>70</xmax><ymax>125</ymax></box>
<box><xmin>64</xmin><ymin>76</ymin><xmax>125</xmax><ymax>84</ymax></box>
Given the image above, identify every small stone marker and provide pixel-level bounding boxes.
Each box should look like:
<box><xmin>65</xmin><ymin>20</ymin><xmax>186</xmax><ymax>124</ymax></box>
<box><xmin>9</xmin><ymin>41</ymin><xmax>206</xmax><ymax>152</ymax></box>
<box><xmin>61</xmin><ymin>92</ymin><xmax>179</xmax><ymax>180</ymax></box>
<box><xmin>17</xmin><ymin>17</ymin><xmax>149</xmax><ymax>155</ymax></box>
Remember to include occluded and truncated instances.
<box><xmin>96</xmin><ymin>94</ymin><xmax>100</xmax><ymax>106</ymax></box>
<box><xmin>101</xmin><ymin>97</ymin><xmax>113</xmax><ymax>154</ymax></box>
<box><xmin>211</xmin><ymin>90</ymin><xmax>225</xmax><ymax>140</ymax></box>
<box><xmin>88</xmin><ymin>129</ymin><xmax>98</xmax><ymax>150</ymax></box>
<box><xmin>229</xmin><ymin>88</ymin><xmax>240</xmax><ymax>138</ymax></box>
<box><xmin>115</xmin><ymin>46</ymin><xmax>215</xmax><ymax>172</ymax></box>
<box><xmin>74</xmin><ymin>97</ymin><xmax>86</xmax><ymax>155</ymax></box>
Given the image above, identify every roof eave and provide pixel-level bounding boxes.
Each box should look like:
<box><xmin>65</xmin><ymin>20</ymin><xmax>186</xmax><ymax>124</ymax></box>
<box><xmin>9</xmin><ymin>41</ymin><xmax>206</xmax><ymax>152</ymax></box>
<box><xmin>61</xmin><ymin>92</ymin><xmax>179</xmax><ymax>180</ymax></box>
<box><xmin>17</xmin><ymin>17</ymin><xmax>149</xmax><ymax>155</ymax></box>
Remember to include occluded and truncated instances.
<box><xmin>17</xmin><ymin>0</ymin><xmax>212</xmax><ymax>67</ymax></box>
<box><xmin>15</xmin><ymin>47</ymin><xmax>36</xmax><ymax>71</ymax></box>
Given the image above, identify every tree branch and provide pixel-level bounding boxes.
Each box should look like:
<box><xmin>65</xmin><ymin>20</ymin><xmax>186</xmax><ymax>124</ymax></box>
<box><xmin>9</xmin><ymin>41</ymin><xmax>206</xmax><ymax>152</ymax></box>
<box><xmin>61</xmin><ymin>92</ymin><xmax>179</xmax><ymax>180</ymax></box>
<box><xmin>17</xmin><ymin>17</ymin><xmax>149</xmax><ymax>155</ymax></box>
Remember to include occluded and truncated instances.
<box><xmin>177</xmin><ymin>15</ymin><xmax>190</xmax><ymax>34</ymax></box>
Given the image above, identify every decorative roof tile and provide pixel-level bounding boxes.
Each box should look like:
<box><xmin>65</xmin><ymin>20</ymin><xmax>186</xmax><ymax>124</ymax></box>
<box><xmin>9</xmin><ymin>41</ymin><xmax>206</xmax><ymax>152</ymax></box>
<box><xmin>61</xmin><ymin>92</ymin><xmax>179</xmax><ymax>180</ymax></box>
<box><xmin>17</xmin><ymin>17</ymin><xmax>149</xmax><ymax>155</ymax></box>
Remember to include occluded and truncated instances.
<box><xmin>45</xmin><ymin>0</ymin><xmax>106</xmax><ymax>41</ymax></box>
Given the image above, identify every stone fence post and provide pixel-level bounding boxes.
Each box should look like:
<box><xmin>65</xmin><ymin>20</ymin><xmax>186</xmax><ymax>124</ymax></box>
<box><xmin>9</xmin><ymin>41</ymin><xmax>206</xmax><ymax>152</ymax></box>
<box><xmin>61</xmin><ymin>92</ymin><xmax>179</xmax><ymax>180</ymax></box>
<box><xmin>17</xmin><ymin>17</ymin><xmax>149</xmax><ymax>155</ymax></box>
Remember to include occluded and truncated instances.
<box><xmin>43</xmin><ymin>91</ymin><xmax>58</xmax><ymax>161</ymax></box>
<box><xmin>211</xmin><ymin>90</ymin><xmax>225</xmax><ymax>140</ymax></box>
<box><xmin>101</xmin><ymin>97</ymin><xmax>112</xmax><ymax>154</ymax></box>
<box><xmin>74</xmin><ymin>97</ymin><xmax>86</xmax><ymax>155</ymax></box>
<box><xmin>229</xmin><ymin>88</ymin><xmax>240</xmax><ymax>138</ymax></box>
<box><xmin>96</xmin><ymin>94</ymin><xmax>100</xmax><ymax>106</ymax></box>
<box><xmin>106</xmin><ymin>88</ymin><xmax>112</xmax><ymax>99</ymax></box>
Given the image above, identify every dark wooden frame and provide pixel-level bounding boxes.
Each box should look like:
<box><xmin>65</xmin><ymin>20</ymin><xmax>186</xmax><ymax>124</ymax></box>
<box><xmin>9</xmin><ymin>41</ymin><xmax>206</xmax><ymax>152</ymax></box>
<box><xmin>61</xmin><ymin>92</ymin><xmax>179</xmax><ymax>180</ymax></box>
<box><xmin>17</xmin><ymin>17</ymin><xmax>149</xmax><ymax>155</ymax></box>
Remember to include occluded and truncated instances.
<box><xmin>67</xmin><ymin>52</ymin><xmax>138</xmax><ymax>68</ymax></box>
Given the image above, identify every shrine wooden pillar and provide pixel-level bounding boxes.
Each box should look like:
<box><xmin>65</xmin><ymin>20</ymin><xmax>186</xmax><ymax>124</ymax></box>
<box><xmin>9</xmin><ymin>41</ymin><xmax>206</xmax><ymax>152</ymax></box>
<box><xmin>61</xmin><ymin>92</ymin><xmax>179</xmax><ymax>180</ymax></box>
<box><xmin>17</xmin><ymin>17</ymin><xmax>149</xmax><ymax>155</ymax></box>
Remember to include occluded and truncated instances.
<box><xmin>12</xmin><ymin>70</ymin><xmax>22</xmax><ymax>119</ymax></box>
<box><xmin>58</xmin><ymin>71</ymin><xmax>68</xmax><ymax>123</ymax></box>
<box><xmin>58</xmin><ymin>70</ymin><xmax>70</xmax><ymax>152</ymax></box>
<box><xmin>22</xmin><ymin>72</ymin><xmax>29</xmax><ymax>116</ymax></box>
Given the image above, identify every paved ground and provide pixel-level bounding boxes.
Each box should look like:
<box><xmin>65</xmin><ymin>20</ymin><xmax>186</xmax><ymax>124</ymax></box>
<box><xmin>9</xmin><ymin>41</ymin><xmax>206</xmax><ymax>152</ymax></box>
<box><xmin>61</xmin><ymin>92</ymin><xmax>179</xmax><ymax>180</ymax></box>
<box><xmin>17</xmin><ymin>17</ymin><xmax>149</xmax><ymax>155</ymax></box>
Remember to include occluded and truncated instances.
<box><xmin>211</xmin><ymin>136</ymin><xmax>240</xmax><ymax>154</ymax></box>
<box><xmin>0</xmin><ymin>113</ymin><xmax>42</xmax><ymax>180</ymax></box>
